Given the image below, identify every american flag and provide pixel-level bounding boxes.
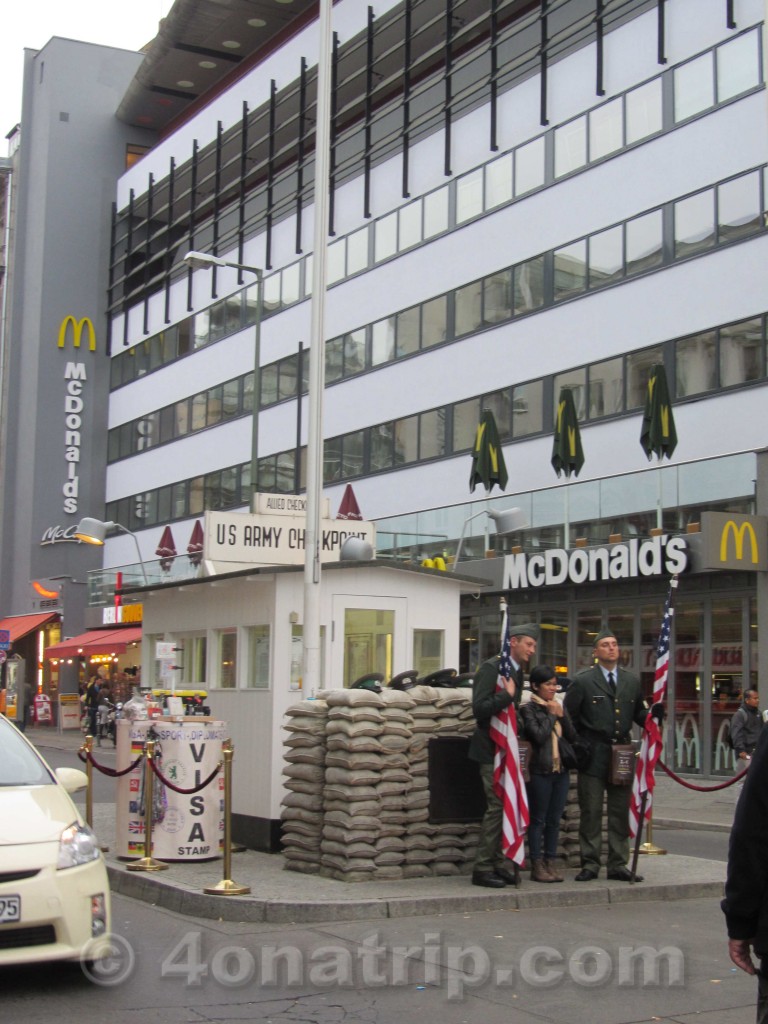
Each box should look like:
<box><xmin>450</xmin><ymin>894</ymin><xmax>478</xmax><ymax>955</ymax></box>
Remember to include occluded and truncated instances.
<box><xmin>629</xmin><ymin>577</ymin><xmax>677</xmax><ymax>838</ymax></box>
<box><xmin>488</xmin><ymin>616</ymin><xmax>530</xmax><ymax>865</ymax></box>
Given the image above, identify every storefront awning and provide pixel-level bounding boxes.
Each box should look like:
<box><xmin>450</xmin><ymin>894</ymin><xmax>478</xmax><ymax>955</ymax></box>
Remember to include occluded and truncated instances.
<box><xmin>0</xmin><ymin>612</ymin><xmax>58</xmax><ymax>643</ymax></box>
<box><xmin>45</xmin><ymin>626</ymin><xmax>142</xmax><ymax>660</ymax></box>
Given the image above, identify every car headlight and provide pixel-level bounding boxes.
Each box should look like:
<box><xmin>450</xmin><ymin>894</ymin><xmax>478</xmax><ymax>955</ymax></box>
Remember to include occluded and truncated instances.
<box><xmin>57</xmin><ymin>822</ymin><xmax>100</xmax><ymax>869</ymax></box>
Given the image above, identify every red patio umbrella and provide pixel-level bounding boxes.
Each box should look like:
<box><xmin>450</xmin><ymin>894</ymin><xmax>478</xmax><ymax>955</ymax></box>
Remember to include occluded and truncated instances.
<box><xmin>336</xmin><ymin>484</ymin><xmax>363</xmax><ymax>521</ymax></box>
<box><xmin>155</xmin><ymin>525</ymin><xmax>177</xmax><ymax>572</ymax></box>
<box><xmin>187</xmin><ymin>520</ymin><xmax>204</xmax><ymax>567</ymax></box>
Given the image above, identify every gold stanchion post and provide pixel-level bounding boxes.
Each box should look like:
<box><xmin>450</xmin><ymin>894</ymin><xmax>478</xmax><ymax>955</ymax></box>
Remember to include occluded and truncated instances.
<box><xmin>126</xmin><ymin>738</ymin><xmax>168</xmax><ymax>872</ymax></box>
<box><xmin>204</xmin><ymin>739</ymin><xmax>251</xmax><ymax>895</ymax></box>
<box><xmin>82</xmin><ymin>736</ymin><xmax>94</xmax><ymax>829</ymax></box>
<box><xmin>638</xmin><ymin>809</ymin><xmax>667</xmax><ymax>855</ymax></box>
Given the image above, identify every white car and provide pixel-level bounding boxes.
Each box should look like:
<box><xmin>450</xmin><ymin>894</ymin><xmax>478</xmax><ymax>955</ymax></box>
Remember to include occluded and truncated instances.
<box><xmin>0</xmin><ymin>714</ymin><xmax>111</xmax><ymax>967</ymax></box>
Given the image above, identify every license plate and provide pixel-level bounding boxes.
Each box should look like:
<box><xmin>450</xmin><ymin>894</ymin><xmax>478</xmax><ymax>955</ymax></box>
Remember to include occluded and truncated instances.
<box><xmin>0</xmin><ymin>896</ymin><xmax>21</xmax><ymax>923</ymax></box>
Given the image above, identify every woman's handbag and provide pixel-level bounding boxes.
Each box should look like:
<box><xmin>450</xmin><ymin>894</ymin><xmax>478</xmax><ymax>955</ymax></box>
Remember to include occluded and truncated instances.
<box><xmin>558</xmin><ymin>733</ymin><xmax>592</xmax><ymax>772</ymax></box>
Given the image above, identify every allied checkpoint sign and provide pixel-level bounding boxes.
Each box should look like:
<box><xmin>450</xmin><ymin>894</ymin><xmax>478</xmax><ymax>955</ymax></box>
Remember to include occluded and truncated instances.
<box><xmin>204</xmin><ymin>504</ymin><xmax>376</xmax><ymax>570</ymax></box>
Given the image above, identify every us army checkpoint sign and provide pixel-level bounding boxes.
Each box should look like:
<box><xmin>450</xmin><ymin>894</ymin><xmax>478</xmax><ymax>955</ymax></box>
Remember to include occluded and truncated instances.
<box><xmin>204</xmin><ymin>510</ymin><xmax>376</xmax><ymax>567</ymax></box>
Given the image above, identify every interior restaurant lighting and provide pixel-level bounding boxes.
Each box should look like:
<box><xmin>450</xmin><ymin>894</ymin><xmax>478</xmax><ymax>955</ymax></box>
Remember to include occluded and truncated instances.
<box><xmin>74</xmin><ymin>517</ymin><xmax>148</xmax><ymax>585</ymax></box>
<box><xmin>183</xmin><ymin>250</ymin><xmax>263</xmax><ymax>510</ymax></box>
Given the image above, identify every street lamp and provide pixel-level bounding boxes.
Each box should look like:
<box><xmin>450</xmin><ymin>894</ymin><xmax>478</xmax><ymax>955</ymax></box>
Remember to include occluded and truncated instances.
<box><xmin>451</xmin><ymin>506</ymin><xmax>528</xmax><ymax>569</ymax></box>
<box><xmin>183</xmin><ymin>250</ymin><xmax>263</xmax><ymax>510</ymax></box>
<box><xmin>74</xmin><ymin>517</ymin><xmax>148</xmax><ymax>585</ymax></box>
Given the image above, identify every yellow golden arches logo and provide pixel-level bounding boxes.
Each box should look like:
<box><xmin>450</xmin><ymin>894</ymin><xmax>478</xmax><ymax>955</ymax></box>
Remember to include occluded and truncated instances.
<box><xmin>720</xmin><ymin>520</ymin><xmax>759</xmax><ymax>564</ymax></box>
<box><xmin>57</xmin><ymin>315</ymin><xmax>96</xmax><ymax>352</ymax></box>
<box><xmin>556</xmin><ymin>399</ymin><xmax>578</xmax><ymax>457</ymax></box>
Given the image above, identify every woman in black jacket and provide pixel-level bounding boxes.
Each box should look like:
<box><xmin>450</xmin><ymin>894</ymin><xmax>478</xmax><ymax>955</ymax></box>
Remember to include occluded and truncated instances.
<box><xmin>519</xmin><ymin>665</ymin><xmax>578</xmax><ymax>883</ymax></box>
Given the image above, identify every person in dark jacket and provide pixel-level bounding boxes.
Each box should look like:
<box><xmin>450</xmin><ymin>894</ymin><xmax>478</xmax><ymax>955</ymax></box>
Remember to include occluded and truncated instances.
<box><xmin>722</xmin><ymin>726</ymin><xmax>768</xmax><ymax>1022</ymax></box>
<box><xmin>467</xmin><ymin>623</ymin><xmax>538</xmax><ymax>888</ymax></box>
<box><xmin>731</xmin><ymin>689</ymin><xmax>763</xmax><ymax>763</ymax></box>
<box><xmin>519</xmin><ymin>665</ymin><xmax>578</xmax><ymax>883</ymax></box>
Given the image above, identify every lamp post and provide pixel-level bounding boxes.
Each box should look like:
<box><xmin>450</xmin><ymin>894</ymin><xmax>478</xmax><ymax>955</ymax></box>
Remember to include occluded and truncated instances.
<box><xmin>74</xmin><ymin>517</ymin><xmax>148</xmax><ymax>585</ymax></box>
<box><xmin>183</xmin><ymin>251</ymin><xmax>263</xmax><ymax>510</ymax></box>
<box><xmin>451</xmin><ymin>506</ymin><xmax>528</xmax><ymax>569</ymax></box>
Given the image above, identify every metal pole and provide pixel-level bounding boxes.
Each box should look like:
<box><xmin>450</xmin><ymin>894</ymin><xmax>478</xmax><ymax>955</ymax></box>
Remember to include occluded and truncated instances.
<box><xmin>83</xmin><ymin>735</ymin><xmax>94</xmax><ymax>829</ymax></box>
<box><xmin>303</xmin><ymin>0</ymin><xmax>333</xmax><ymax>696</ymax></box>
<box><xmin>203</xmin><ymin>739</ymin><xmax>251</xmax><ymax>895</ymax></box>
<box><xmin>248</xmin><ymin>270</ymin><xmax>263</xmax><ymax>511</ymax></box>
<box><xmin>126</xmin><ymin>738</ymin><xmax>168</xmax><ymax>872</ymax></box>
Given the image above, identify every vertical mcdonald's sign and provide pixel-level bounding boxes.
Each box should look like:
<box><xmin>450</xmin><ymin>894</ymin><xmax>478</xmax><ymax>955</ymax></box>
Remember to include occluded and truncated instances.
<box><xmin>698</xmin><ymin>512</ymin><xmax>768</xmax><ymax>572</ymax></box>
<box><xmin>57</xmin><ymin>315</ymin><xmax>96</xmax><ymax>516</ymax></box>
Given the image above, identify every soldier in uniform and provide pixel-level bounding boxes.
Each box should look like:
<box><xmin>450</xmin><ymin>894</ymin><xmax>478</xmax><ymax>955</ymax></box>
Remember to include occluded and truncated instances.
<box><xmin>563</xmin><ymin>628</ymin><xmax>648</xmax><ymax>882</ymax></box>
<box><xmin>468</xmin><ymin>623</ymin><xmax>538</xmax><ymax>888</ymax></box>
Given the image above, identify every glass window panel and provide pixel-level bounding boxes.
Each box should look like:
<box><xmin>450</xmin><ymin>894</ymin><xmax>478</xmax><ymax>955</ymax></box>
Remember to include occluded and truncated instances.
<box><xmin>483</xmin><ymin>271</ymin><xmax>512</xmax><ymax>324</ymax></box>
<box><xmin>626</xmin><ymin>347</ymin><xmax>664</xmax><ymax>410</ymax></box>
<box><xmin>717</xmin><ymin>29</ymin><xmax>760</xmax><ymax>102</ymax></box>
<box><xmin>674</xmin><ymin>52</ymin><xmax>714</xmax><ymax>122</ymax></box>
<box><xmin>718</xmin><ymin>171</ymin><xmax>761</xmax><ymax>242</ymax></box>
<box><xmin>177</xmin><ymin>318</ymin><xmax>192</xmax><ymax>357</ymax></box>
<box><xmin>189</xmin><ymin>476</ymin><xmax>204</xmax><ymax>515</ymax></box>
<box><xmin>258</xmin><ymin>455</ymin><xmax>276</xmax><ymax>491</ymax></box>
<box><xmin>193</xmin><ymin>310</ymin><xmax>210</xmax><ymax>349</ymax></box>
<box><xmin>223</xmin><ymin>295</ymin><xmax>242</xmax><ymax>333</ymax></box>
<box><xmin>396</xmin><ymin>306</ymin><xmax>420</xmax><ymax>358</ymax></box>
<box><xmin>372</xmin><ymin>317</ymin><xmax>396</xmax><ymax>366</ymax></box>
<box><xmin>413</xmin><ymin>629</ymin><xmax>444</xmax><ymax>677</ymax></box>
<box><xmin>220</xmin><ymin>466</ymin><xmax>237</xmax><ymax>507</ymax></box>
<box><xmin>327</xmin><ymin>238</ymin><xmax>346</xmax><ymax>284</ymax></box>
<box><xmin>423</xmin><ymin>187</ymin><xmax>449</xmax><ymax>238</ymax></box>
<box><xmin>276</xmin><ymin>451</ymin><xmax>295</xmax><ymax>492</ymax></box>
<box><xmin>589</xmin><ymin>225</ymin><xmax>623</xmax><ymax>288</ymax></box>
<box><xmin>589</xmin><ymin>97</ymin><xmax>623</xmax><ymax>160</ymax></box>
<box><xmin>343</xmin><ymin>609</ymin><xmax>394</xmax><ymax>687</ymax></box>
<box><xmin>342</xmin><ymin>430</ymin><xmax>364</xmax><ymax>478</ymax></box>
<box><xmin>326</xmin><ymin>337</ymin><xmax>344</xmax><ymax>383</ymax></box>
<box><xmin>483</xmin><ymin>390</ymin><xmax>513</xmax><ymax>438</ymax></box>
<box><xmin>136</xmin><ymin>412</ymin><xmax>157</xmax><ymax>451</ymax></box>
<box><xmin>456</xmin><ymin>168</ymin><xmax>484</xmax><ymax>224</ymax></box>
<box><xmin>375</xmin><ymin>212</ymin><xmax>398</xmax><ymax>262</ymax></box>
<box><xmin>486</xmin><ymin>153</ymin><xmax>513</xmax><ymax>208</ymax></box>
<box><xmin>159</xmin><ymin>405</ymin><xmax>176</xmax><ymax>443</ymax></box>
<box><xmin>626</xmin><ymin>78</ymin><xmax>663</xmax><ymax>144</ymax></box>
<box><xmin>554</xmin><ymin>369</ymin><xmax>586</xmax><ymax>419</ymax></box>
<box><xmin>191</xmin><ymin>393</ymin><xmax>207</xmax><ymax>431</ymax></box>
<box><xmin>244</xmin><ymin>626</ymin><xmax>270</xmax><ymax>689</ymax></box>
<box><xmin>554</xmin><ymin>116</ymin><xmax>587</xmax><ymax>177</ymax></box>
<box><xmin>675</xmin><ymin>189</ymin><xmax>715</xmax><ymax>258</ymax></box>
<box><xmin>204</xmin><ymin>470</ymin><xmax>221</xmax><ymax>510</ymax></box>
<box><xmin>343</xmin><ymin>329</ymin><xmax>366</xmax><ymax>376</ymax></box>
<box><xmin>324</xmin><ymin>436</ymin><xmax>342</xmax><ymax>483</ymax></box>
<box><xmin>589</xmin><ymin>357</ymin><xmax>624</xmax><ymax>418</ymax></box>
<box><xmin>279</xmin><ymin>354</ymin><xmax>299</xmax><ymax>400</ymax></box>
<box><xmin>515</xmin><ymin>136</ymin><xmax>545</xmax><ymax>195</ymax></box>
<box><xmin>553</xmin><ymin>240</ymin><xmax>587</xmax><ymax>301</ymax></box>
<box><xmin>370</xmin><ymin>423</ymin><xmax>395</xmax><ymax>471</ymax></box>
<box><xmin>209</xmin><ymin>302</ymin><xmax>227</xmax><ymax>342</ymax></box>
<box><xmin>262</xmin><ymin>273</ymin><xmax>280</xmax><ymax>314</ymax></box>
<box><xmin>216</xmin><ymin>630</ymin><xmax>237</xmax><ymax>689</ymax></box>
<box><xmin>626</xmin><ymin>210</ymin><xmax>663</xmax><ymax>275</ymax></box>
<box><xmin>453</xmin><ymin>398</ymin><xmax>480</xmax><ymax>452</ymax></box>
<box><xmin>174</xmin><ymin>399</ymin><xmax>190</xmax><ymax>437</ymax></box>
<box><xmin>422</xmin><ymin>295</ymin><xmax>447</xmax><ymax>349</ymax></box>
<box><xmin>207</xmin><ymin>385</ymin><xmax>223</xmax><ymax>426</ymax></box>
<box><xmin>222</xmin><ymin>380</ymin><xmax>240</xmax><ymax>420</ymax></box>
<box><xmin>304</xmin><ymin>254</ymin><xmax>313</xmax><ymax>297</ymax></box>
<box><xmin>394</xmin><ymin>415</ymin><xmax>419</xmax><ymax>465</ymax></box>
<box><xmin>282</xmin><ymin>262</ymin><xmax>301</xmax><ymax>305</ymax></box>
<box><xmin>244</xmin><ymin>283</ymin><xmax>260</xmax><ymax>326</ymax></box>
<box><xmin>513</xmin><ymin>256</ymin><xmax>545</xmax><ymax>314</ymax></box>
<box><xmin>399</xmin><ymin>202</ymin><xmax>422</xmax><ymax>250</ymax></box>
<box><xmin>346</xmin><ymin>227</ymin><xmax>368</xmax><ymax>275</ymax></box>
<box><xmin>243</xmin><ymin>370</ymin><xmax>255</xmax><ymax>414</ymax></box>
<box><xmin>512</xmin><ymin>380</ymin><xmax>543</xmax><ymax>437</ymax></box>
<box><xmin>107</xmin><ymin>429</ymin><xmax>120</xmax><ymax>463</ymax></box>
<box><xmin>171</xmin><ymin>481</ymin><xmax>187</xmax><ymax>518</ymax></box>
<box><xmin>455</xmin><ymin>281</ymin><xmax>483</xmax><ymax>337</ymax></box>
<box><xmin>261</xmin><ymin>363</ymin><xmax>278</xmax><ymax>406</ymax></box>
<box><xmin>419</xmin><ymin>409</ymin><xmax>446</xmax><ymax>460</ymax></box>
<box><xmin>676</xmin><ymin>332</ymin><xmax>717</xmax><ymax>397</ymax></box>
<box><xmin>720</xmin><ymin>318</ymin><xmax>763</xmax><ymax>388</ymax></box>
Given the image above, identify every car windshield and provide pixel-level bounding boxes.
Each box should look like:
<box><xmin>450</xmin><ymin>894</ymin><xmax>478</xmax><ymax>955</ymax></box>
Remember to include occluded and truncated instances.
<box><xmin>0</xmin><ymin>719</ymin><xmax>54</xmax><ymax>786</ymax></box>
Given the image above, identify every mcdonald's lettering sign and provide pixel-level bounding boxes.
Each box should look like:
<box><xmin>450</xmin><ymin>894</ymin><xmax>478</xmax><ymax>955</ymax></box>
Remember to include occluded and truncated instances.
<box><xmin>697</xmin><ymin>512</ymin><xmax>768</xmax><ymax>572</ymax></box>
<box><xmin>57</xmin><ymin>315</ymin><xmax>96</xmax><ymax>352</ymax></box>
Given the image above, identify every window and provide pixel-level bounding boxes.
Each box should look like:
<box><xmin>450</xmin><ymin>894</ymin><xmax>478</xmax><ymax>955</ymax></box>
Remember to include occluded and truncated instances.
<box><xmin>554</xmin><ymin>117</ymin><xmax>587</xmax><ymax>178</ymax></box>
<box><xmin>718</xmin><ymin>172</ymin><xmax>761</xmax><ymax>242</ymax></box>
<box><xmin>346</xmin><ymin>227</ymin><xmax>369</xmax><ymax>275</ymax></box>
<box><xmin>483</xmin><ymin>271</ymin><xmax>512</xmax><ymax>324</ymax></box>
<box><xmin>515</xmin><ymin>136</ymin><xmax>545</xmax><ymax>195</ymax></box>
<box><xmin>216</xmin><ymin>630</ymin><xmax>237</xmax><ymax>689</ymax></box>
<box><xmin>413</xmin><ymin>629</ymin><xmax>444</xmax><ymax>677</ymax></box>
<box><xmin>245</xmin><ymin>626</ymin><xmax>270</xmax><ymax>688</ymax></box>
<box><xmin>589</xmin><ymin>97</ymin><xmax>623</xmax><ymax>161</ymax></box>
<box><xmin>486</xmin><ymin>153</ymin><xmax>513</xmax><ymax>208</ymax></box>
<box><xmin>675</xmin><ymin>190</ymin><xmax>715</xmax><ymax>258</ymax></box>
<box><xmin>456</xmin><ymin>168</ymin><xmax>484</xmax><ymax>224</ymax></box>
<box><xmin>455</xmin><ymin>281</ymin><xmax>483</xmax><ymax>337</ymax></box>
<box><xmin>453</xmin><ymin>398</ymin><xmax>480</xmax><ymax>452</ymax></box>
<box><xmin>396</xmin><ymin>306</ymin><xmax>420</xmax><ymax>358</ymax></box>
<box><xmin>626</xmin><ymin>348</ymin><xmax>663</xmax><ymax>409</ymax></box>
<box><xmin>625</xmin><ymin>79</ymin><xmax>663</xmax><ymax>145</ymax></box>
<box><xmin>676</xmin><ymin>332</ymin><xmax>717</xmax><ymax>397</ymax></box>
<box><xmin>327</xmin><ymin>238</ymin><xmax>346</xmax><ymax>284</ymax></box>
<box><xmin>720</xmin><ymin>318</ymin><xmax>763</xmax><ymax>387</ymax></box>
<box><xmin>419</xmin><ymin>409</ymin><xmax>446</xmax><ymax>460</ymax></box>
<box><xmin>514</xmin><ymin>257</ymin><xmax>545</xmax><ymax>313</ymax></box>
<box><xmin>423</xmin><ymin>187</ymin><xmax>449</xmax><ymax>238</ymax></box>
<box><xmin>395</xmin><ymin>416</ymin><xmax>418</xmax><ymax>465</ymax></box>
<box><xmin>344</xmin><ymin>609</ymin><xmax>395</xmax><ymax>687</ymax></box>
<box><xmin>674</xmin><ymin>53</ymin><xmax>714</xmax><ymax>122</ymax></box>
<box><xmin>589</xmin><ymin>226</ymin><xmax>623</xmax><ymax>288</ymax></box>
<box><xmin>554</xmin><ymin>369</ymin><xmax>586</xmax><ymax>419</ymax></box>
<box><xmin>372</xmin><ymin>317</ymin><xmax>396</xmax><ymax>366</ymax></box>
<box><xmin>422</xmin><ymin>296</ymin><xmax>447</xmax><ymax>349</ymax></box>
<box><xmin>626</xmin><ymin>210</ymin><xmax>663</xmax><ymax>275</ymax></box>
<box><xmin>513</xmin><ymin>380</ymin><xmax>543</xmax><ymax>437</ymax></box>
<box><xmin>589</xmin><ymin>358</ymin><xmax>623</xmax><ymax>418</ymax></box>
<box><xmin>554</xmin><ymin>240</ymin><xmax>587</xmax><ymax>301</ymax></box>
<box><xmin>375</xmin><ymin>212</ymin><xmax>398</xmax><ymax>262</ymax></box>
<box><xmin>717</xmin><ymin>29</ymin><xmax>761</xmax><ymax>103</ymax></box>
<box><xmin>399</xmin><ymin>202</ymin><xmax>422</xmax><ymax>250</ymax></box>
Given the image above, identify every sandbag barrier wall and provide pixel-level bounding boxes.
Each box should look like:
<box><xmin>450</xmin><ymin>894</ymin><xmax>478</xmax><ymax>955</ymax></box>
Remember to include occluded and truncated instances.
<box><xmin>281</xmin><ymin>686</ymin><xmax>584</xmax><ymax>882</ymax></box>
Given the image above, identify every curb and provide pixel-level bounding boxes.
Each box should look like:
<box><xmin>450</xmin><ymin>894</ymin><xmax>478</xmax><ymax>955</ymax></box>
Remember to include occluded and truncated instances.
<box><xmin>107</xmin><ymin>864</ymin><xmax>725</xmax><ymax>925</ymax></box>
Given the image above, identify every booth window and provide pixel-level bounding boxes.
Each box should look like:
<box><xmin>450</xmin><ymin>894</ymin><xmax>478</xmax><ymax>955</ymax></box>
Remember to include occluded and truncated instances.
<box><xmin>413</xmin><ymin>630</ymin><xmax>444</xmax><ymax>677</ymax></box>
<box><xmin>344</xmin><ymin>609</ymin><xmax>394</xmax><ymax>686</ymax></box>
<box><xmin>245</xmin><ymin>626</ymin><xmax>270</xmax><ymax>689</ymax></box>
<box><xmin>215</xmin><ymin>630</ymin><xmax>237</xmax><ymax>689</ymax></box>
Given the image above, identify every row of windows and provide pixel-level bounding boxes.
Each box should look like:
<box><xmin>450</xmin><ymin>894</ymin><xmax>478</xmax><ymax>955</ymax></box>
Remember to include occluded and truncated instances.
<box><xmin>108</xmin><ymin>160</ymin><xmax>768</xmax><ymax>463</ymax></box>
<box><xmin>106</xmin><ymin>310</ymin><xmax>768</xmax><ymax>532</ymax></box>
<box><xmin>110</xmin><ymin>25</ymin><xmax>763</xmax><ymax>390</ymax></box>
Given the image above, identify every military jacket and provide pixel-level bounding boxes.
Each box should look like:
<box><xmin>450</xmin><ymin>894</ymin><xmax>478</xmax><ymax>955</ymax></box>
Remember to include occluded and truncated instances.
<box><xmin>563</xmin><ymin>665</ymin><xmax>646</xmax><ymax>779</ymax></box>
<box><xmin>467</xmin><ymin>656</ymin><xmax>521</xmax><ymax>765</ymax></box>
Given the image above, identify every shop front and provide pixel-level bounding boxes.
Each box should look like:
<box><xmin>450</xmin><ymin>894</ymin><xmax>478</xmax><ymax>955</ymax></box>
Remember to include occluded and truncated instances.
<box><xmin>460</xmin><ymin>514</ymin><xmax>764</xmax><ymax>778</ymax></box>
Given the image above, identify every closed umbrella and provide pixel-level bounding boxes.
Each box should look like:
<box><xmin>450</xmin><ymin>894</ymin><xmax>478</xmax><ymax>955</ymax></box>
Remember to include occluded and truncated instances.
<box><xmin>640</xmin><ymin>364</ymin><xmax>678</xmax><ymax>461</ymax></box>
<box><xmin>187</xmin><ymin>520</ymin><xmax>204</xmax><ymax>567</ymax></box>
<box><xmin>336</xmin><ymin>483</ymin><xmax>363</xmax><ymax>520</ymax></box>
<box><xmin>155</xmin><ymin>526</ymin><xmax>177</xmax><ymax>572</ymax></box>
<box><xmin>551</xmin><ymin>387</ymin><xmax>585</xmax><ymax>478</ymax></box>
<box><xmin>469</xmin><ymin>409</ymin><xmax>508</xmax><ymax>494</ymax></box>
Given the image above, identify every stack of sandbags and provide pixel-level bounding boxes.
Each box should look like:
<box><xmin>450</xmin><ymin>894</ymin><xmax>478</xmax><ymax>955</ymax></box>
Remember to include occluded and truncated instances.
<box><xmin>378</xmin><ymin>689</ymin><xmax>418</xmax><ymax>879</ymax></box>
<box><xmin>280</xmin><ymin>698</ymin><xmax>328</xmax><ymax>874</ymax></box>
<box><xmin>559</xmin><ymin>777</ymin><xmax>582</xmax><ymax>868</ymax></box>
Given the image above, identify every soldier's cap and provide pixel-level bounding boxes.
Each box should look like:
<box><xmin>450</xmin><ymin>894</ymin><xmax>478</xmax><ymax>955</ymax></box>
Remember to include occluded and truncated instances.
<box><xmin>594</xmin><ymin>628</ymin><xmax>617</xmax><ymax>644</ymax></box>
<box><xmin>509</xmin><ymin>622</ymin><xmax>538</xmax><ymax>640</ymax></box>
<box><xmin>350</xmin><ymin>674</ymin><xmax>384</xmax><ymax>693</ymax></box>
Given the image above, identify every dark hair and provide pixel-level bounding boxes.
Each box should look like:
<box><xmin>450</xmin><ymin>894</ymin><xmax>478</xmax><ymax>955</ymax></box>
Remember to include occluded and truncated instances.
<box><xmin>529</xmin><ymin>665</ymin><xmax>557</xmax><ymax>691</ymax></box>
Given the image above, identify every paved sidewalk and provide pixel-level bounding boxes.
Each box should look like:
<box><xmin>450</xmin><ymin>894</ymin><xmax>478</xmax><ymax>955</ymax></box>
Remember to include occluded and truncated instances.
<box><xmin>28</xmin><ymin>724</ymin><xmax>734</xmax><ymax>924</ymax></box>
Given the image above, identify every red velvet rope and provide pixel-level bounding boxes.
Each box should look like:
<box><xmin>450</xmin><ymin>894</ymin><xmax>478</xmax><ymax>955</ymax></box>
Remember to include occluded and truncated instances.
<box><xmin>658</xmin><ymin>758</ymin><xmax>748</xmax><ymax>791</ymax></box>
<box><xmin>148</xmin><ymin>755</ymin><xmax>222</xmax><ymax>794</ymax></box>
<box><xmin>78</xmin><ymin>747</ymin><xmax>143</xmax><ymax>777</ymax></box>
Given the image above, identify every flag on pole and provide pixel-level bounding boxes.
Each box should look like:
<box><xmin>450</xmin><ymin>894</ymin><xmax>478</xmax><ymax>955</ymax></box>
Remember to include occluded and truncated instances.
<box><xmin>629</xmin><ymin>577</ymin><xmax>678</xmax><ymax>838</ymax></box>
<box><xmin>488</xmin><ymin>616</ymin><xmax>530</xmax><ymax>864</ymax></box>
